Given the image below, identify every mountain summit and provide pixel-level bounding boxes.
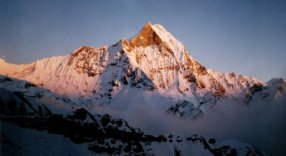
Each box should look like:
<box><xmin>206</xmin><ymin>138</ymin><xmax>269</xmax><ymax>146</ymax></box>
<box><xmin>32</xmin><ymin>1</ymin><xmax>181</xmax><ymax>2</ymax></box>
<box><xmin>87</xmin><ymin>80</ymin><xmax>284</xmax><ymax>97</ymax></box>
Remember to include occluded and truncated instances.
<box><xmin>125</xmin><ymin>22</ymin><xmax>182</xmax><ymax>53</ymax></box>
<box><xmin>129</xmin><ymin>22</ymin><xmax>162</xmax><ymax>48</ymax></box>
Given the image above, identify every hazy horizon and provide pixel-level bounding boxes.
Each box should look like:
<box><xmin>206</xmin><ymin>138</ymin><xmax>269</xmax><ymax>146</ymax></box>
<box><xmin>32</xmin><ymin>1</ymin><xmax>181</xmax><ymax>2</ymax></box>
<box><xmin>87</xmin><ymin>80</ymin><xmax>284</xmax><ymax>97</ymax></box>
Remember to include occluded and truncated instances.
<box><xmin>0</xmin><ymin>0</ymin><xmax>285</xmax><ymax>81</ymax></box>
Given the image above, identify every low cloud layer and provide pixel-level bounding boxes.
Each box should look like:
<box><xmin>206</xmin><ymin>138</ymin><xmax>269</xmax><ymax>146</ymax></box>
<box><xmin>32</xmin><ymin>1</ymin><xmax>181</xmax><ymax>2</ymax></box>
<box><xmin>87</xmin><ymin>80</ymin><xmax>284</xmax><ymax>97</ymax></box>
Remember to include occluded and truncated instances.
<box><xmin>95</xmin><ymin>94</ymin><xmax>286</xmax><ymax>156</ymax></box>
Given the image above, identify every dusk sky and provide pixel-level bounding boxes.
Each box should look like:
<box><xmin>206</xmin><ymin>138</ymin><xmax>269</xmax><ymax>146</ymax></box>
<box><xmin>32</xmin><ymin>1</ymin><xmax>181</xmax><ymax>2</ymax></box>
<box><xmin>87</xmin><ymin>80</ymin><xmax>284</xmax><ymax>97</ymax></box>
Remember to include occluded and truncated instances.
<box><xmin>0</xmin><ymin>0</ymin><xmax>285</xmax><ymax>81</ymax></box>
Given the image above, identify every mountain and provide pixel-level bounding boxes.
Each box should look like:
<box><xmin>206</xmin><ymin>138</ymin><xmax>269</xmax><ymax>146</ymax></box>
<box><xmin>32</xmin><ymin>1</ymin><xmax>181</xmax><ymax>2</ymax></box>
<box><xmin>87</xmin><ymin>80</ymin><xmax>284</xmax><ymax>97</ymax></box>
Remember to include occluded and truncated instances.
<box><xmin>0</xmin><ymin>22</ymin><xmax>285</xmax><ymax>155</ymax></box>
<box><xmin>0</xmin><ymin>22</ymin><xmax>267</xmax><ymax>117</ymax></box>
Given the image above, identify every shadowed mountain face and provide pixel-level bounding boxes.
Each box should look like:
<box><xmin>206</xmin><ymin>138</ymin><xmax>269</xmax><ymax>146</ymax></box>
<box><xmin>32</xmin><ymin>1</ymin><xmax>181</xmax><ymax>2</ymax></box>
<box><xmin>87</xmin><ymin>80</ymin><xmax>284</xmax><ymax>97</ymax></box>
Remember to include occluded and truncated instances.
<box><xmin>0</xmin><ymin>22</ymin><xmax>285</xmax><ymax>155</ymax></box>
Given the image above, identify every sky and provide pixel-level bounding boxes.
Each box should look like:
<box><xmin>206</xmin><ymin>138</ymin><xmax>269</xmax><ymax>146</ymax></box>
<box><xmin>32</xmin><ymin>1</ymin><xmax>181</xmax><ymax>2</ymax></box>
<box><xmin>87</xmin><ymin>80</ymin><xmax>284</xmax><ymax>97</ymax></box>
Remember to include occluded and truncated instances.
<box><xmin>0</xmin><ymin>0</ymin><xmax>285</xmax><ymax>81</ymax></box>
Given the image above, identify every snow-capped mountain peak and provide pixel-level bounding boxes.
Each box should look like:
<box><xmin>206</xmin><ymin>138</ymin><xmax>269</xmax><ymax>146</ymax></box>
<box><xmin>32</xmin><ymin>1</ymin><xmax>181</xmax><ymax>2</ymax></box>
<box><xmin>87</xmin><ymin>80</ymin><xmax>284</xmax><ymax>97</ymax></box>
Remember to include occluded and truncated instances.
<box><xmin>0</xmin><ymin>22</ymin><xmax>266</xmax><ymax>114</ymax></box>
<box><xmin>123</xmin><ymin>22</ymin><xmax>186</xmax><ymax>61</ymax></box>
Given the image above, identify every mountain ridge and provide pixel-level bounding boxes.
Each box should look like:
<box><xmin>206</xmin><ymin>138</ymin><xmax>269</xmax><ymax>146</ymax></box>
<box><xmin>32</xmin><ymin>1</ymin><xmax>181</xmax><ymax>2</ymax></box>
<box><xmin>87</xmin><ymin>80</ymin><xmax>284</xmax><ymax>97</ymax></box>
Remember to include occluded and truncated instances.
<box><xmin>0</xmin><ymin>23</ymin><xmax>270</xmax><ymax>116</ymax></box>
<box><xmin>0</xmin><ymin>23</ymin><xmax>280</xmax><ymax>108</ymax></box>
